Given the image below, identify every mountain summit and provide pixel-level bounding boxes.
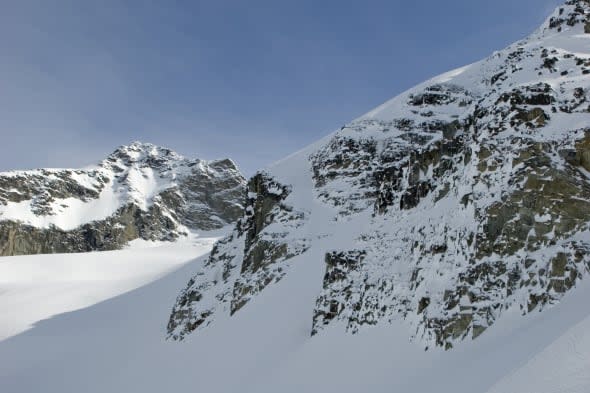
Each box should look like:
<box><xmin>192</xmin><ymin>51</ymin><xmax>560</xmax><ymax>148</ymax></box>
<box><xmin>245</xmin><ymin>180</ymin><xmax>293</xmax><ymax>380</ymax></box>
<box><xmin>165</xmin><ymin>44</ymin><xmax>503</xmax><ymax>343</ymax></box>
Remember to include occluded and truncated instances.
<box><xmin>0</xmin><ymin>142</ymin><xmax>246</xmax><ymax>256</ymax></box>
<box><xmin>168</xmin><ymin>1</ymin><xmax>590</xmax><ymax>349</ymax></box>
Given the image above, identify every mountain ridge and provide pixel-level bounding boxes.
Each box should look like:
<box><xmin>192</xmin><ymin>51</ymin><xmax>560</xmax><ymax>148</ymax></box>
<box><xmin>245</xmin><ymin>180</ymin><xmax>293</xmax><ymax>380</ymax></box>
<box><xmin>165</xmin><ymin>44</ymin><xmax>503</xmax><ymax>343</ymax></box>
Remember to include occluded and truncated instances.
<box><xmin>168</xmin><ymin>0</ymin><xmax>590</xmax><ymax>349</ymax></box>
<box><xmin>0</xmin><ymin>141</ymin><xmax>246</xmax><ymax>256</ymax></box>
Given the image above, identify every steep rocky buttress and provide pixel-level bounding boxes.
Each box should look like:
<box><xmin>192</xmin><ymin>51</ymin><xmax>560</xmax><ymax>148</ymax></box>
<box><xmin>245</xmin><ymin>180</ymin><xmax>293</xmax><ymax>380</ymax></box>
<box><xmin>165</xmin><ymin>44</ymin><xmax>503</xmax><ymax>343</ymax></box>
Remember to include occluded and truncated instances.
<box><xmin>169</xmin><ymin>1</ymin><xmax>590</xmax><ymax>349</ymax></box>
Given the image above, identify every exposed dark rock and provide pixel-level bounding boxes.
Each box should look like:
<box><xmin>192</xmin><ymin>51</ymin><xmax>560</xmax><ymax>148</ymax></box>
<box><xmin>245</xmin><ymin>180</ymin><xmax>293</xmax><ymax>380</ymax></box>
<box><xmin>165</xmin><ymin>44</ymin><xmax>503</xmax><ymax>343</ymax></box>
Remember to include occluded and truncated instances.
<box><xmin>167</xmin><ymin>172</ymin><xmax>309</xmax><ymax>340</ymax></box>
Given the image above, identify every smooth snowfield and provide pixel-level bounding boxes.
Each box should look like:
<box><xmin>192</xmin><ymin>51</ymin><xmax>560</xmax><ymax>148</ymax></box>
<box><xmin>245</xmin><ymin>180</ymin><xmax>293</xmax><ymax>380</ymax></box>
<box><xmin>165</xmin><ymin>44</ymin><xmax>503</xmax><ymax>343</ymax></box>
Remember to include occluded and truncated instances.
<box><xmin>0</xmin><ymin>235</ymin><xmax>219</xmax><ymax>341</ymax></box>
<box><xmin>0</xmin><ymin>245</ymin><xmax>589</xmax><ymax>393</ymax></box>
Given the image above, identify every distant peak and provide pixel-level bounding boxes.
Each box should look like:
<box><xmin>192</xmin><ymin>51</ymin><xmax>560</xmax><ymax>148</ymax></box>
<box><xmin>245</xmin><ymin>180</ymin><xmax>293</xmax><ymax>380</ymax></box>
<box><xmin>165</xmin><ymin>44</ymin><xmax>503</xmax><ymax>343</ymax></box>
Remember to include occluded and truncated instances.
<box><xmin>116</xmin><ymin>141</ymin><xmax>171</xmax><ymax>155</ymax></box>
<box><xmin>107</xmin><ymin>142</ymin><xmax>185</xmax><ymax>165</ymax></box>
<box><xmin>102</xmin><ymin>143</ymin><xmax>243</xmax><ymax>175</ymax></box>
<box><xmin>127</xmin><ymin>141</ymin><xmax>157</xmax><ymax>150</ymax></box>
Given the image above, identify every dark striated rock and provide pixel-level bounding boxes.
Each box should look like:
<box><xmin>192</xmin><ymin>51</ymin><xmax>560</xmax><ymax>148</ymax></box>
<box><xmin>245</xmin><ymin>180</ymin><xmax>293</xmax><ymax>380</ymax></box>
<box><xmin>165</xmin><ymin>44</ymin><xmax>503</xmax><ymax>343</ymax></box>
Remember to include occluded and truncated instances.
<box><xmin>0</xmin><ymin>203</ymin><xmax>177</xmax><ymax>256</ymax></box>
<box><xmin>312</xmin><ymin>250</ymin><xmax>369</xmax><ymax>335</ymax></box>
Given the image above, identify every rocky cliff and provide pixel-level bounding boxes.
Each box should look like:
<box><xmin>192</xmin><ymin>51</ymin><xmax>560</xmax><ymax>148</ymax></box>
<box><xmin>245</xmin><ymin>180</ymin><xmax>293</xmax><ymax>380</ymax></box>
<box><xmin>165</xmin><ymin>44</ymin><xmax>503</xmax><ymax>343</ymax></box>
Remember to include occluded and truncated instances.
<box><xmin>0</xmin><ymin>142</ymin><xmax>246</xmax><ymax>256</ymax></box>
<box><xmin>169</xmin><ymin>0</ymin><xmax>590</xmax><ymax>349</ymax></box>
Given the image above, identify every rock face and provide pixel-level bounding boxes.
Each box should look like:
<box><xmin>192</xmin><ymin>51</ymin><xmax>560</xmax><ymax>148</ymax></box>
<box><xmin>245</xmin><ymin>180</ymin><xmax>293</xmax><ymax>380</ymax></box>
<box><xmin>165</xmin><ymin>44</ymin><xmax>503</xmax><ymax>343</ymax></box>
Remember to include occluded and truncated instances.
<box><xmin>0</xmin><ymin>142</ymin><xmax>246</xmax><ymax>256</ymax></box>
<box><xmin>167</xmin><ymin>172</ymin><xmax>309</xmax><ymax>339</ymax></box>
<box><xmin>169</xmin><ymin>1</ymin><xmax>590</xmax><ymax>349</ymax></box>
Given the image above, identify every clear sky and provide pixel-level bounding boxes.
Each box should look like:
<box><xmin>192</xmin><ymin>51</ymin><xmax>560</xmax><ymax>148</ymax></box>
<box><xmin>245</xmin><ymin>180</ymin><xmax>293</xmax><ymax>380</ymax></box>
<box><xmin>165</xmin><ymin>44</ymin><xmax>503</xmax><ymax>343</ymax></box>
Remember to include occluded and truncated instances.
<box><xmin>1</xmin><ymin>0</ymin><xmax>562</xmax><ymax>175</ymax></box>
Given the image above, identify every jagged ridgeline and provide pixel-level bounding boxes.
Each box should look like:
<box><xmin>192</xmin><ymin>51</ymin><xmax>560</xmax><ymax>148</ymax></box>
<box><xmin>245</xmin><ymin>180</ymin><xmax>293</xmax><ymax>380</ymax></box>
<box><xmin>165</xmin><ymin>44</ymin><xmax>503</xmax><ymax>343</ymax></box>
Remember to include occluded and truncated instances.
<box><xmin>0</xmin><ymin>142</ymin><xmax>246</xmax><ymax>256</ymax></box>
<box><xmin>169</xmin><ymin>1</ymin><xmax>590</xmax><ymax>349</ymax></box>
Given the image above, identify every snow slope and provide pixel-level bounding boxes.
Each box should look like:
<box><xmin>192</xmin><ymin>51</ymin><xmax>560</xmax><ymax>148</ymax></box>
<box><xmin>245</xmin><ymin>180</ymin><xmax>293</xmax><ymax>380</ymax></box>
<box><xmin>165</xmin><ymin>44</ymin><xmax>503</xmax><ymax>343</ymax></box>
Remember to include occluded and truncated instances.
<box><xmin>0</xmin><ymin>233</ymin><xmax>220</xmax><ymax>341</ymax></box>
<box><xmin>0</xmin><ymin>241</ymin><xmax>589</xmax><ymax>393</ymax></box>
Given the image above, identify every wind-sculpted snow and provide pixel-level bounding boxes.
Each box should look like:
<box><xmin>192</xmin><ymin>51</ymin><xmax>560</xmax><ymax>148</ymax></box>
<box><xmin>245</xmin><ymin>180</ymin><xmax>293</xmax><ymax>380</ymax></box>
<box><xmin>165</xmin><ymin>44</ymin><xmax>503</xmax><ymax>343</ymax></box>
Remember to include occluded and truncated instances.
<box><xmin>0</xmin><ymin>142</ymin><xmax>246</xmax><ymax>256</ymax></box>
<box><xmin>170</xmin><ymin>0</ymin><xmax>590</xmax><ymax>348</ymax></box>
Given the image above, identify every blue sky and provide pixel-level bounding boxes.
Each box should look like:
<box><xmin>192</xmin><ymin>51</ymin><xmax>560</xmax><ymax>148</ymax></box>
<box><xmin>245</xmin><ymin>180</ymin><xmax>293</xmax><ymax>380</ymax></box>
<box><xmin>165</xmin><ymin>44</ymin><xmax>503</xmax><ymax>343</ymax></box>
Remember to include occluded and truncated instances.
<box><xmin>1</xmin><ymin>0</ymin><xmax>561</xmax><ymax>175</ymax></box>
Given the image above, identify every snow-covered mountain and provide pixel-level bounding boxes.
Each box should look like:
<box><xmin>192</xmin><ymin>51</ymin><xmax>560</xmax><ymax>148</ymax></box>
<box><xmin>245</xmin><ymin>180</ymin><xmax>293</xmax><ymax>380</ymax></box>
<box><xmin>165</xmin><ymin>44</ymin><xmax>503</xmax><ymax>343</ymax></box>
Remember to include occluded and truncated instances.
<box><xmin>2</xmin><ymin>3</ymin><xmax>590</xmax><ymax>393</ymax></box>
<box><xmin>169</xmin><ymin>0</ymin><xmax>590</xmax><ymax>350</ymax></box>
<box><xmin>0</xmin><ymin>142</ymin><xmax>246</xmax><ymax>256</ymax></box>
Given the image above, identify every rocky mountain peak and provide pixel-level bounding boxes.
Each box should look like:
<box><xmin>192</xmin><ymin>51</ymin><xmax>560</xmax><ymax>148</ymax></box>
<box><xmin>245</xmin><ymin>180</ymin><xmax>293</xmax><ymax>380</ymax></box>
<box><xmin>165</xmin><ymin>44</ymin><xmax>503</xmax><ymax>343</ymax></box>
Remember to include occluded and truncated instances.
<box><xmin>102</xmin><ymin>142</ymin><xmax>195</xmax><ymax>177</ymax></box>
<box><xmin>0</xmin><ymin>143</ymin><xmax>247</xmax><ymax>256</ymax></box>
<box><xmin>107</xmin><ymin>141</ymin><xmax>183</xmax><ymax>164</ymax></box>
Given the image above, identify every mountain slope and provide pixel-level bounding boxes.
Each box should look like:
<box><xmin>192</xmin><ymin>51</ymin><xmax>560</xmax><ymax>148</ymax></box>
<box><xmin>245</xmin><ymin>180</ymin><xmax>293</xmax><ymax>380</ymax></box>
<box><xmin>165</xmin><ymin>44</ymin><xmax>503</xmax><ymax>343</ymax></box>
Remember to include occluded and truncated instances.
<box><xmin>0</xmin><ymin>239</ymin><xmax>589</xmax><ymax>393</ymax></box>
<box><xmin>0</xmin><ymin>142</ymin><xmax>246</xmax><ymax>256</ymax></box>
<box><xmin>0</xmin><ymin>233</ymin><xmax>220</xmax><ymax>341</ymax></box>
<box><xmin>169</xmin><ymin>0</ymin><xmax>590</xmax><ymax>349</ymax></box>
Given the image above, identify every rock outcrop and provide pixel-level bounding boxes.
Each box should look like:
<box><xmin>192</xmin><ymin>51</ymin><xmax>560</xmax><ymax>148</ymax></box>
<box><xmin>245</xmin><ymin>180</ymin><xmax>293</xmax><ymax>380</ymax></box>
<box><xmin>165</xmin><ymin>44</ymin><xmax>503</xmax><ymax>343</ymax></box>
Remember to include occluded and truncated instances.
<box><xmin>167</xmin><ymin>172</ymin><xmax>309</xmax><ymax>339</ymax></box>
